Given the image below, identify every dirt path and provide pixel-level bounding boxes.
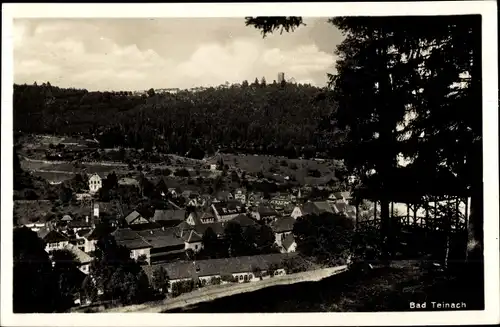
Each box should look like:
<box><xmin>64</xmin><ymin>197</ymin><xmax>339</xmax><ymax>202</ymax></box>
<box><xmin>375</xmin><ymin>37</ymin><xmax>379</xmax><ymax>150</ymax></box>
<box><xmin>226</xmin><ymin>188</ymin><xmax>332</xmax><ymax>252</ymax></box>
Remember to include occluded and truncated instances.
<box><xmin>101</xmin><ymin>265</ymin><xmax>348</xmax><ymax>313</ymax></box>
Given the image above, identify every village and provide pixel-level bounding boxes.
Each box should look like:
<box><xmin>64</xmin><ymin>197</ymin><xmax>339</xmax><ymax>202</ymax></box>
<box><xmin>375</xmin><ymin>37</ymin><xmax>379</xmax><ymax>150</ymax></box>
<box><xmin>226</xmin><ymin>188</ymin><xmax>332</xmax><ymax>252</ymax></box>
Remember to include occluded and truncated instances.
<box><xmin>15</xmin><ymin>134</ymin><xmax>367</xmax><ymax>307</ymax></box>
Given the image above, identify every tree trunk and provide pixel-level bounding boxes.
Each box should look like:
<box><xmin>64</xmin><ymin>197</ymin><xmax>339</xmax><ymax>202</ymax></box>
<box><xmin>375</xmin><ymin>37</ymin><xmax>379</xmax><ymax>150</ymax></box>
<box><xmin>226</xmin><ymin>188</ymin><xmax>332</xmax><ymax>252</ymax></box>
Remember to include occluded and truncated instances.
<box><xmin>466</xmin><ymin>181</ymin><xmax>483</xmax><ymax>263</ymax></box>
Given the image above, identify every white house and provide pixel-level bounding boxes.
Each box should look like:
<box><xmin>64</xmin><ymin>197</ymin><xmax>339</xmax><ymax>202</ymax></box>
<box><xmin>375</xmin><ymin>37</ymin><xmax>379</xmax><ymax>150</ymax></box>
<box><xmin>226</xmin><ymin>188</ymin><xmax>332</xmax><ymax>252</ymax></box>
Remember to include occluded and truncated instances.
<box><xmin>281</xmin><ymin>234</ymin><xmax>297</xmax><ymax>253</ymax></box>
<box><xmin>182</xmin><ymin>230</ymin><xmax>203</xmax><ymax>253</ymax></box>
<box><xmin>234</xmin><ymin>189</ymin><xmax>247</xmax><ymax>204</ymax></box>
<box><xmin>88</xmin><ymin>173</ymin><xmax>103</xmax><ymax>193</ymax></box>
<box><xmin>271</xmin><ymin>217</ymin><xmax>295</xmax><ymax>247</ymax></box>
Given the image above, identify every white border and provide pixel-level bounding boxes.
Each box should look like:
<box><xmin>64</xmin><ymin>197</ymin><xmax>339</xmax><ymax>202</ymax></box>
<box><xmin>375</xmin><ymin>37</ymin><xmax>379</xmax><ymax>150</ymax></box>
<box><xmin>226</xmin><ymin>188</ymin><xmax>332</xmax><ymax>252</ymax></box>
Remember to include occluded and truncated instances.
<box><xmin>1</xmin><ymin>2</ymin><xmax>498</xmax><ymax>326</ymax></box>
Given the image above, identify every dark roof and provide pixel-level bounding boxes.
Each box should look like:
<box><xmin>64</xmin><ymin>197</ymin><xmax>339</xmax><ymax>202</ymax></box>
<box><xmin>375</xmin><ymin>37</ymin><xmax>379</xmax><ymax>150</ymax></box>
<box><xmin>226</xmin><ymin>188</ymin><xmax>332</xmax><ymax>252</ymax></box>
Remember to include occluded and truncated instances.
<box><xmin>136</xmin><ymin>228</ymin><xmax>184</xmax><ymax>248</ymax></box>
<box><xmin>194</xmin><ymin>222</ymin><xmax>225</xmax><ymax>237</ymax></box>
<box><xmin>212</xmin><ymin>201</ymin><xmax>245</xmax><ymax>217</ymax></box>
<box><xmin>181</xmin><ymin>230</ymin><xmax>203</xmax><ymax>243</ymax></box>
<box><xmin>230</xmin><ymin>214</ymin><xmax>257</xmax><ymax>227</ymax></box>
<box><xmin>68</xmin><ymin>220</ymin><xmax>92</xmax><ymax>229</ymax></box>
<box><xmin>301</xmin><ymin>201</ymin><xmax>334</xmax><ymax>216</ymax></box>
<box><xmin>143</xmin><ymin>253</ymin><xmax>296</xmax><ymax>280</ymax></box>
<box><xmin>112</xmin><ymin>228</ymin><xmax>152</xmax><ymax>250</ymax></box>
<box><xmin>282</xmin><ymin>233</ymin><xmax>296</xmax><ymax>250</ymax></box>
<box><xmin>129</xmin><ymin>222</ymin><xmax>162</xmax><ymax>231</ymax></box>
<box><xmin>43</xmin><ymin>230</ymin><xmax>68</xmax><ymax>244</ymax></box>
<box><xmin>76</xmin><ymin>228</ymin><xmax>92</xmax><ymax>238</ymax></box>
<box><xmin>152</xmin><ymin>209</ymin><xmax>186</xmax><ymax>222</ymax></box>
<box><xmin>272</xmin><ymin>217</ymin><xmax>296</xmax><ymax>233</ymax></box>
<box><xmin>257</xmin><ymin>205</ymin><xmax>278</xmax><ymax>217</ymax></box>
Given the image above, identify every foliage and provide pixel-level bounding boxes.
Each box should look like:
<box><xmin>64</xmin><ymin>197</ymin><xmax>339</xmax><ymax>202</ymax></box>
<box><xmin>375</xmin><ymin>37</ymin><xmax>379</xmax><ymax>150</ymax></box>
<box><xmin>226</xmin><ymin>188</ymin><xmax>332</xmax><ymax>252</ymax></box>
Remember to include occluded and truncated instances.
<box><xmin>50</xmin><ymin>249</ymin><xmax>84</xmax><ymax>311</ymax></box>
<box><xmin>13</xmin><ymin>227</ymin><xmax>59</xmax><ymax>312</ymax></box>
<box><xmin>151</xmin><ymin>266</ymin><xmax>170</xmax><ymax>293</ymax></box>
<box><xmin>282</xmin><ymin>255</ymin><xmax>314</xmax><ymax>274</ymax></box>
<box><xmin>245</xmin><ymin>16</ymin><xmax>305</xmax><ymax>37</ymax></box>
<box><xmin>293</xmin><ymin>212</ymin><xmax>355</xmax><ymax>265</ymax></box>
<box><xmin>14</xmin><ymin>82</ymin><xmax>340</xmax><ymax>160</ymax></box>
<box><xmin>89</xmin><ymin>235</ymin><xmax>153</xmax><ymax>305</ymax></box>
<box><xmin>170</xmin><ymin>279</ymin><xmax>196</xmax><ymax>297</ymax></box>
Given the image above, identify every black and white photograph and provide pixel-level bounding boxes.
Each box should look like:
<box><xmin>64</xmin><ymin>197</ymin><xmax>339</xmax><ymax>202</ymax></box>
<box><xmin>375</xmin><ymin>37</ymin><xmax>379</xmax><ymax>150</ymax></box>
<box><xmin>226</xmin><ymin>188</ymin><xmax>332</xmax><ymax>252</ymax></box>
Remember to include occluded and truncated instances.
<box><xmin>1</xmin><ymin>2</ymin><xmax>498</xmax><ymax>326</ymax></box>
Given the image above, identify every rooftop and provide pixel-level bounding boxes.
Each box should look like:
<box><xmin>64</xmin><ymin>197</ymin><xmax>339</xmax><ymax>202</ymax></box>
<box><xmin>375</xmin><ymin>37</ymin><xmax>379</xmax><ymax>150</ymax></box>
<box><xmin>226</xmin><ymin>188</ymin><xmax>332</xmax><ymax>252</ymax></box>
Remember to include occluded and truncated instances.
<box><xmin>152</xmin><ymin>209</ymin><xmax>186</xmax><ymax>222</ymax></box>
<box><xmin>143</xmin><ymin>253</ymin><xmax>297</xmax><ymax>280</ymax></box>
<box><xmin>272</xmin><ymin>216</ymin><xmax>296</xmax><ymax>233</ymax></box>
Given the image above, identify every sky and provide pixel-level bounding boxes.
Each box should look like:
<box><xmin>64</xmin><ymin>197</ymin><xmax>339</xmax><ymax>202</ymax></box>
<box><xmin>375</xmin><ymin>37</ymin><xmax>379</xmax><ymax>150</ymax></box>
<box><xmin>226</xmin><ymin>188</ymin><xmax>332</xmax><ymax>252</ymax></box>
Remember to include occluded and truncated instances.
<box><xmin>13</xmin><ymin>18</ymin><xmax>344</xmax><ymax>91</ymax></box>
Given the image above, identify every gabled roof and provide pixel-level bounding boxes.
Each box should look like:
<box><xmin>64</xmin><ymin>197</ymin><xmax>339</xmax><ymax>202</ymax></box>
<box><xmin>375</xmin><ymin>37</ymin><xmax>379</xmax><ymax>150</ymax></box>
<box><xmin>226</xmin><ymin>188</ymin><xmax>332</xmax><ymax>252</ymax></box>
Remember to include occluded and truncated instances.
<box><xmin>333</xmin><ymin>202</ymin><xmax>348</xmax><ymax>212</ymax></box>
<box><xmin>143</xmin><ymin>253</ymin><xmax>296</xmax><ymax>281</ymax></box>
<box><xmin>230</xmin><ymin>214</ymin><xmax>257</xmax><ymax>228</ymax></box>
<box><xmin>313</xmin><ymin>201</ymin><xmax>335</xmax><ymax>214</ymax></box>
<box><xmin>124</xmin><ymin>210</ymin><xmax>142</xmax><ymax>224</ymax></box>
<box><xmin>137</xmin><ymin>227</ymin><xmax>184</xmax><ymax>248</ymax></box>
<box><xmin>194</xmin><ymin>222</ymin><xmax>225</xmax><ymax>237</ymax></box>
<box><xmin>76</xmin><ymin>228</ymin><xmax>92</xmax><ymax>238</ymax></box>
<box><xmin>182</xmin><ymin>230</ymin><xmax>202</xmax><ymax>243</ymax></box>
<box><xmin>61</xmin><ymin>215</ymin><xmax>72</xmax><ymax>222</ymax></box>
<box><xmin>44</xmin><ymin>230</ymin><xmax>68</xmax><ymax>244</ymax></box>
<box><xmin>212</xmin><ymin>201</ymin><xmax>245</xmax><ymax>216</ymax></box>
<box><xmin>257</xmin><ymin>205</ymin><xmax>278</xmax><ymax>217</ymax></box>
<box><xmin>282</xmin><ymin>233</ymin><xmax>296</xmax><ymax>250</ymax></box>
<box><xmin>64</xmin><ymin>244</ymin><xmax>92</xmax><ymax>264</ymax></box>
<box><xmin>112</xmin><ymin>228</ymin><xmax>152</xmax><ymax>250</ymax></box>
<box><xmin>215</xmin><ymin>191</ymin><xmax>232</xmax><ymax>201</ymax></box>
<box><xmin>271</xmin><ymin>217</ymin><xmax>296</xmax><ymax>233</ymax></box>
<box><xmin>152</xmin><ymin>209</ymin><xmax>186</xmax><ymax>222</ymax></box>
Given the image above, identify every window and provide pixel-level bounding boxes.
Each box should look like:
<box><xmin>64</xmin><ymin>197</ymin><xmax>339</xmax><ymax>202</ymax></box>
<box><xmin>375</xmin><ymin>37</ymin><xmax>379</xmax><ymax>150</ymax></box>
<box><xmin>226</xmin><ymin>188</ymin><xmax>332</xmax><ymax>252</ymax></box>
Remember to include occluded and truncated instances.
<box><xmin>239</xmin><ymin>275</ymin><xmax>243</xmax><ymax>280</ymax></box>
<box><xmin>195</xmin><ymin>245</ymin><xmax>199</xmax><ymax>250</ymax></box>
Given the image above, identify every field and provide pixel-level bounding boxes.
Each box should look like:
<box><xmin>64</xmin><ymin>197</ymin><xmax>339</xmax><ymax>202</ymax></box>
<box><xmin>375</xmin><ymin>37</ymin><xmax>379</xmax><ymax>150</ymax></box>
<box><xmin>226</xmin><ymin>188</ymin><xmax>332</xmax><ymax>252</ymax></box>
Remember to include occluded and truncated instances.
<box><xmin>222</xmin><ymin>153</ymin><xmax>340</xmax><ymax>185</ymax></box>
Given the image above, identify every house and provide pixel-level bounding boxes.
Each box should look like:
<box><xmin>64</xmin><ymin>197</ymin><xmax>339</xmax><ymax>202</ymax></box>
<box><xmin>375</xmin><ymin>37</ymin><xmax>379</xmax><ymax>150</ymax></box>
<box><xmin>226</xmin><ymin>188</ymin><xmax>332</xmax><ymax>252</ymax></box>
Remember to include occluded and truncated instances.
<box><xmin>180</xmin><ymin>229</ymin><xmax>203</xmax><ymax>253</ymax></box>
<box><xmin>142</xmin><ymin>253</ymin><xmax>295</xmax><ymax>292</ymax></box>
<box><xmin>247</xmin><ymin>192</ymin><xmax>264</xmax><ymax>206</ymax></box>
<box><xmin>88</xmin><ymin>173</ymin><xmax>104</xmax><ymax>194</ymax></box>
<box><xmin>211</xmin><ymin>201</ymin><xmax>246</xmax><ymax>222</ymax></box>
<box><xmin>271</xmin><ymin>217</ymin><xmax>296</xmax><ymax>247</ymax></box>
<box><xmin>281</xmin><ymin>233</ymin><xmax>297</xmax><ymax>253</ymax></box>
<box><xmin>67</xmin><ymin>218</ymin><xmax>93</xmax><ymax>234</ymax></box>
<box><xmin>290</xmin><ymin>201</ymin><xmax>334</xmax><ymax>219</ymax></box>
<box><xmin>328</xmin><ymin>191</ymin><xmax>352</xmax><ymax>204</ymax></box>
<box><xmin>209</xmin><ymin>164</ymin><xmax>218</xmax><ymax>171</ymax></box>
<box><xmin>229</xmin><ymin>214</ymin><xmax>257</xmax><ymax>228</ymax></box>
<box><xmin>233</xmin><ymin>189</ymin><xmax>247</xmax><ymax>204</ymax></box>
<box><xmin>40</xmin><ymin>229</ymin><xmax>70</xmax><ymax>253</ymax></box>
<box><xmin>152</xmin><ymin>209</ymin><xmax>186</xmax><ymax>227</ymax></box>
<box><xmin>269</xmin><ymin>193</ymin><xmax>294</xmax><ymax>208</ymax></box>
<box><xmin>64</xmin><ymin>244</ymin><xmax>93</xmax><ymax>274</ymax></box>
<box><xmin>24</xmin><ymin>222</ymin><xmax>47</xmax><ymax>232</ymax></box>
<box><xmin>136</xmin><ymin>228</ymin><xmax>186</xmax><ymax>263</ymax></box>
<box><xmin>124</xmin><ymin>210</ymin><xmax>150</xmax><ymax>226</ymax></box>
<box><xmin>249</xmin><ymin>205</ymin><xmax>279</xmax><ymax>222</ymax></box>
<box><xmin>186</xmin><ymin>210</ymin><xmax>216</xmax><ymax>225</ymax></box>
<box><xmin>113</xmin><ymin>228</ymin><xmax>153</xmax><ymax>264</ymax></box>
<box><xmin>81</xmin><ymin>223</ymin><xmax>111</xmax><ymax>253</ymax></box>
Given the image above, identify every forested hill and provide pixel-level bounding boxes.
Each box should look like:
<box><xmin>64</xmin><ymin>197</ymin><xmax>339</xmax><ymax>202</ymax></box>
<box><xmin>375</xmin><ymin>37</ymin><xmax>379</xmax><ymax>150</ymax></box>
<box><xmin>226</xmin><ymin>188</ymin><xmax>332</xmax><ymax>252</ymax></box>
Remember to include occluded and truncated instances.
<box><xmin>14</xmin><ymin>82</ymin><xmax>343</xmax><ymax>159</ymax></box>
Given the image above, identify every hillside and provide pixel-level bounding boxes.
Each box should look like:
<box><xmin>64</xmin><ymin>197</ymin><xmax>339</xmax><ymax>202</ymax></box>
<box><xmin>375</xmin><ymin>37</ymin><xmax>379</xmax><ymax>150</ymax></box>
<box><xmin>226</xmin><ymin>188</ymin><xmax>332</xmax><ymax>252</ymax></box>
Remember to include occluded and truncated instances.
<box><xmin>13</xmin><ymin>82</ymin><xmax>343</xmax><ymax>159</ymax></box>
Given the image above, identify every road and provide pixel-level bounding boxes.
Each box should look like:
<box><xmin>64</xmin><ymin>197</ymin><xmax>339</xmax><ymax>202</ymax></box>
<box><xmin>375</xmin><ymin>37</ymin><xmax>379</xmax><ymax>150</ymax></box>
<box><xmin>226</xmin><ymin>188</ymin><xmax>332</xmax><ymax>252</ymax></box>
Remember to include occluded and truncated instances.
<box><xmin>100</xmin><ymin>265</ymin><xmax>348</xmax><ymax>313</ymax></box>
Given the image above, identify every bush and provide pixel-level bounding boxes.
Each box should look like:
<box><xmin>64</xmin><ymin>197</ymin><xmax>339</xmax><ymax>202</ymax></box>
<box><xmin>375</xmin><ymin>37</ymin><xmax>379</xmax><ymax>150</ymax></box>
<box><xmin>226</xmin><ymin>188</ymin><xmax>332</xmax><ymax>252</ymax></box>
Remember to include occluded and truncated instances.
<box><xmin>283</xmin><ymin>256</ymin><xmax>312</xmax><ymax>274</ymax></box>
<box><xmin>209</xmin><ymin>276</ymin><xmax>221</xmax><ymax>285</ymax></box>
<box><xmin>221</xmin><ymin>274</ymin><xmax>236</xmax><ymax>283</ymax></box>
<box><xmin>170</xmin><ymin>279</ymin><xmax>196</xmax><ymax>297</ymax></box>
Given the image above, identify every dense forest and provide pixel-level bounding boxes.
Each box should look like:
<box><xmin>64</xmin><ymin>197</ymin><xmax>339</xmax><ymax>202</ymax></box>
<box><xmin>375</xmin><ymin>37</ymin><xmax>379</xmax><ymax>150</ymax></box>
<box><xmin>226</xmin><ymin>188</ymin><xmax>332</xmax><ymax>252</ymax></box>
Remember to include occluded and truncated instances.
<box><xmin>14</xmin><ymin>81</ymin><xmax>342</xmax><ymax>159</ymax></box>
